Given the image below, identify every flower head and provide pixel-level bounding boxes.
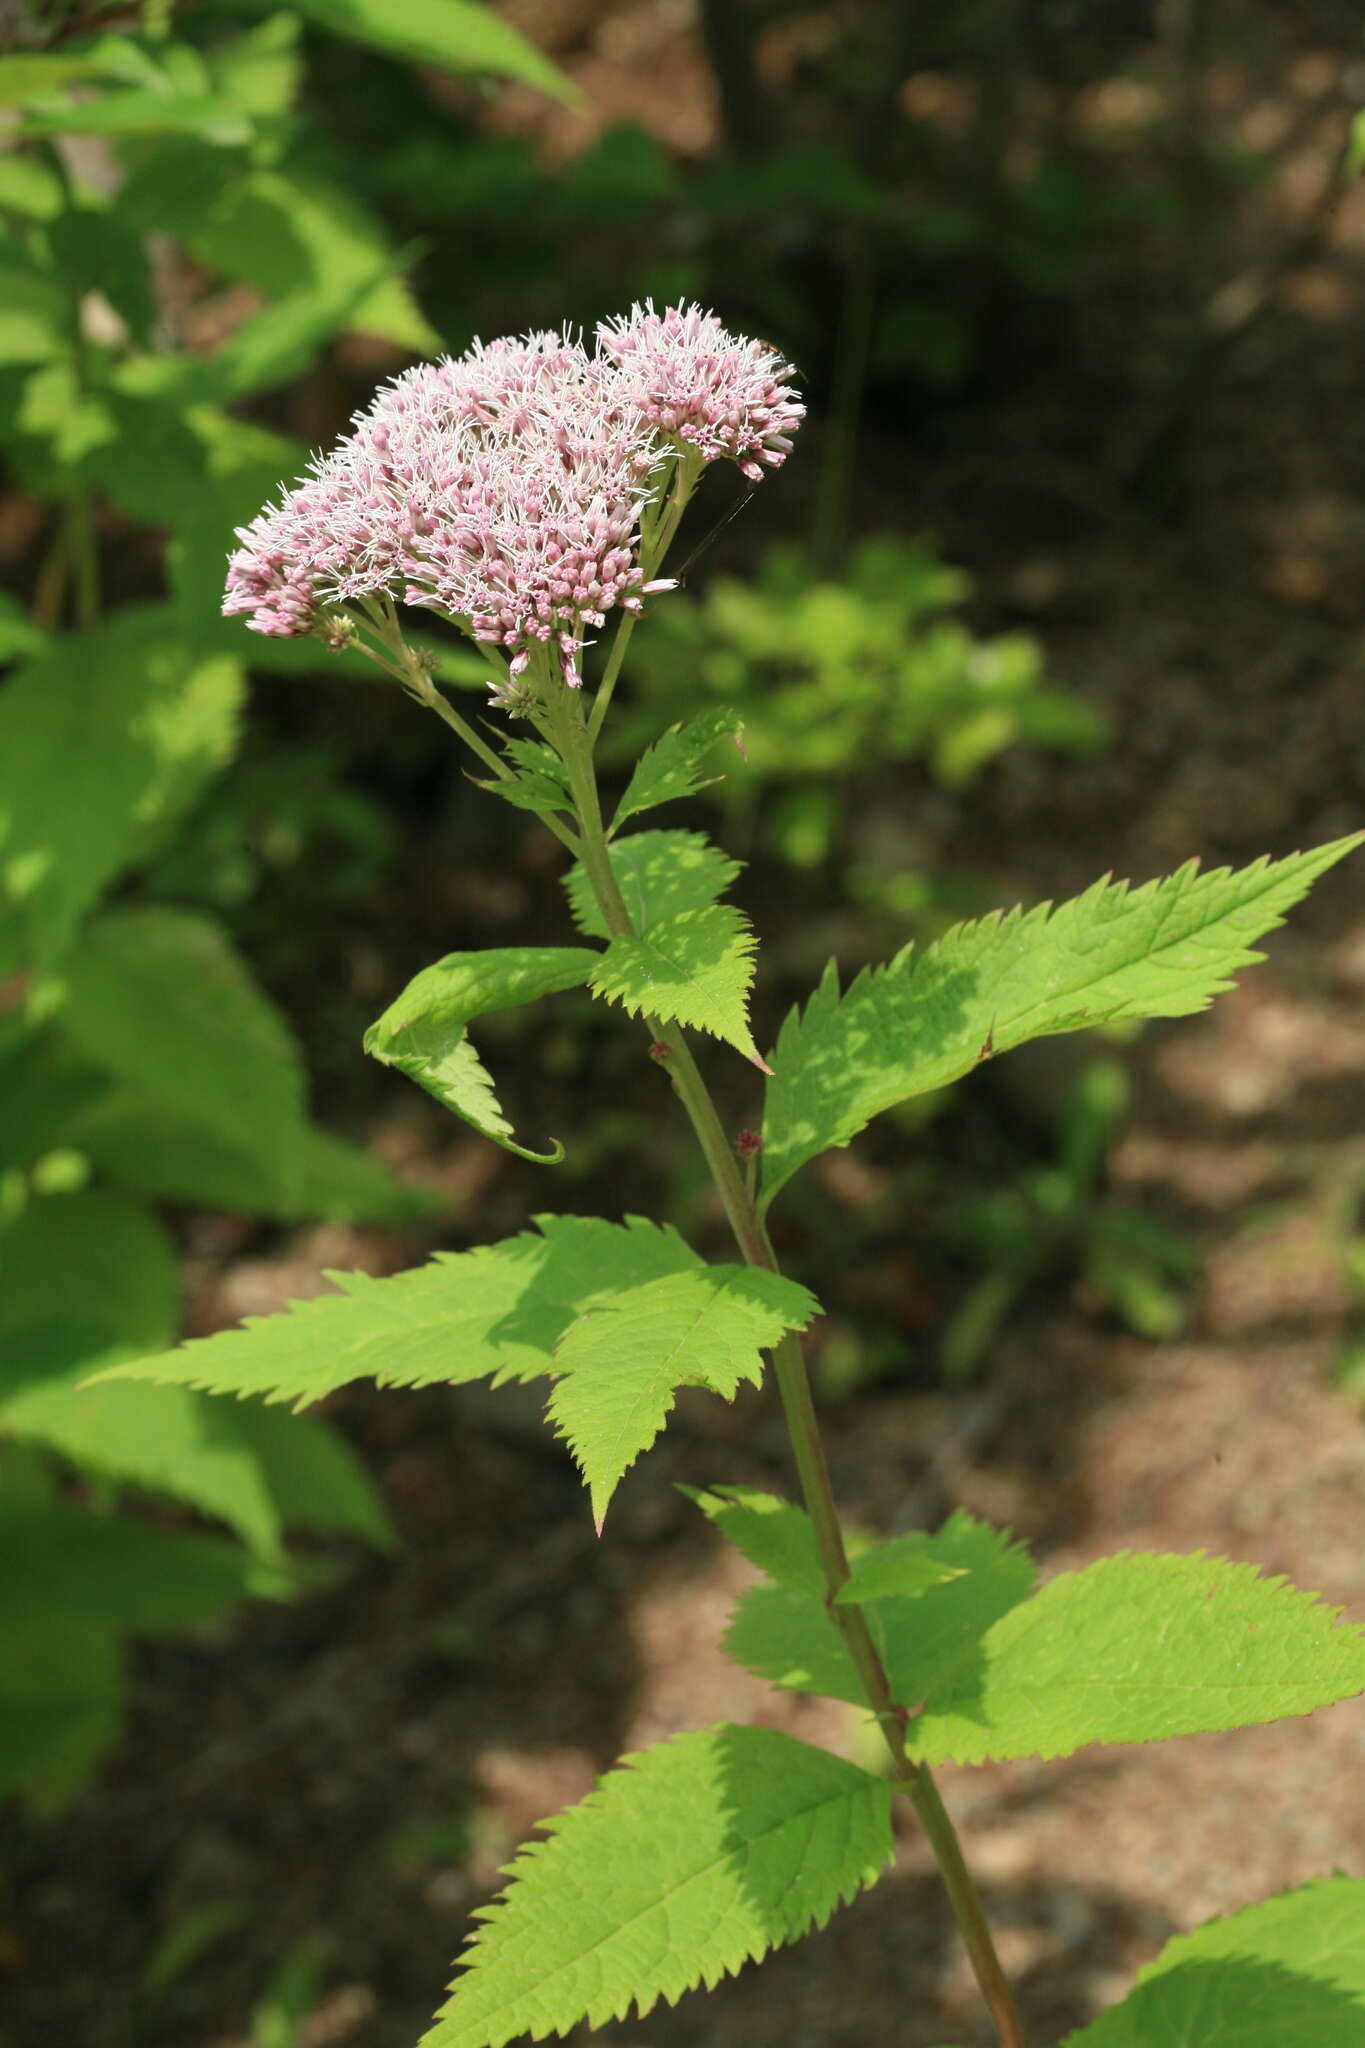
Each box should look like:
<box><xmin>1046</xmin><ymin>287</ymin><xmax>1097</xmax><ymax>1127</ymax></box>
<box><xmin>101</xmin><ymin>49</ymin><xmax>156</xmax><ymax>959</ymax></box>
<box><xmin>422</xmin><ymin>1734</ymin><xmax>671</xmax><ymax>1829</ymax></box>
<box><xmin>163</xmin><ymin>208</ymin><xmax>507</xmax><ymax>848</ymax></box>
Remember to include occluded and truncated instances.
<box><xmin>222</xmin><ymin>306</ymin><xmax>803</xmax><ymax>688</ymax></box>
<box><xmin>596</xmin><ymin>301</ymin><xmax>804</xmax><ymax>481</ymax></box>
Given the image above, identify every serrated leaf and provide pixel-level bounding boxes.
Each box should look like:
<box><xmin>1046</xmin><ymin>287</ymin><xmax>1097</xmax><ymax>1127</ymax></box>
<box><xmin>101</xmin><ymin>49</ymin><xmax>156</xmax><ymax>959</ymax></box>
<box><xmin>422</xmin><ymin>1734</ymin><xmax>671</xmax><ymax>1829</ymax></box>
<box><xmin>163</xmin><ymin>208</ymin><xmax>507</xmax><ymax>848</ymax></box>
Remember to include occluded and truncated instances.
<box><xmin>548</xmin><ymin>1269</ymin><xmax>818</xmax><ymax>1528</ymax></box>
<box><xmin>725</xmin><ymin>1512</ymin><xmax>1035</xmax><ymax>1707</ymax></box>
<box><xmin>835</xmin><ymin>1532</ymin><xmax>966</xmax><ymax>1605</ymax></box>
<box><xmin>907</xmin><ymin>1551</ymin><xmax>1365</xmax><ymax>1766</ymax></box>
<box><xmin>92</xmin><ymin>1215</ymin><xmax>706</xmax><ymax>1408</ymax></box>
<box><xmin>290</xmin><ymin>0</ymin><xmax>576</xmax><ymax>102</ymax></box>
<box><xmin>424</xmin><ymin>1724</ymin><xmax>892</xmax><ymax>2047</ymax></box>
<box><xmin>478</xmin><ymin>740</ymin><xmax>575</xmax><ymax>824</ymax></box>
<box><xmin>591</xmin><ymin>904</ymin><xmax>765</xmax><ymax>1068</ymax></box>
<box><xmin>564</xmin><ymin>828</ymin><xmax>742</xmax><ymax>941</ymax></box>
<box><xmin>365</xmin><ymin>946</ymin><xmax>598</xmax><ymax>1162</ymax></box>
<box><xmin>1065</xmin><ymin>1874</ymin><xmax>1365</xmax><ymax>2046</ymax></box>
<box><xmin>59</xmin><ymin>909</ymin><xmax>304</xmax><ymax>1194</ymax></box>
<box><xmin>761</xmin><ymin>836</ymin><xmax>1365</xmax><ymax>1208</ymax></box>
<box><xmin>685</xmin><ymin>1484</ymin><xmax>827</xmax><ymax>1596</ymax></box>
<box><xmin>611</xmin><ymin>709</ymin><xmax>744</xmax><ymax>831</ymax></box>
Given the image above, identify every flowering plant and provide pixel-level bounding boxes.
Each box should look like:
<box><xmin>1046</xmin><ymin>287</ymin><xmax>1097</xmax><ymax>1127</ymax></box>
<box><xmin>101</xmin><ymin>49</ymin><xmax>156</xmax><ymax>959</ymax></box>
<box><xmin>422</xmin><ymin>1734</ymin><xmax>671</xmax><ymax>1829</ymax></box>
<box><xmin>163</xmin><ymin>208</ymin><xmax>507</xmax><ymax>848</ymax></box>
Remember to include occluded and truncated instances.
<box><xmin>102</xmin><ymin>304</ymin><xmax>1365</xmax><ymax>2048</ymax></box>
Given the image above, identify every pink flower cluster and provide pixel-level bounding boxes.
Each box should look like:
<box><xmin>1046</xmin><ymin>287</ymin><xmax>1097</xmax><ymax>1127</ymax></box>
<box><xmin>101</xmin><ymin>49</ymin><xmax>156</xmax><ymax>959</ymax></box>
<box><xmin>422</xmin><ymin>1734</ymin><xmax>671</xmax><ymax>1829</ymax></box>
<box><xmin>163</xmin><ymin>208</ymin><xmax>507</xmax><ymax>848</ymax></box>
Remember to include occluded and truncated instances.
<box><xmin>222</xmin><ymin>305</ymin><xmax>803</xmax><ymax>687</ymax></box>
<box><xmin>597</xmin><ymin>303</ymin><xmax>804</xmax><ymax>481</ymax></box>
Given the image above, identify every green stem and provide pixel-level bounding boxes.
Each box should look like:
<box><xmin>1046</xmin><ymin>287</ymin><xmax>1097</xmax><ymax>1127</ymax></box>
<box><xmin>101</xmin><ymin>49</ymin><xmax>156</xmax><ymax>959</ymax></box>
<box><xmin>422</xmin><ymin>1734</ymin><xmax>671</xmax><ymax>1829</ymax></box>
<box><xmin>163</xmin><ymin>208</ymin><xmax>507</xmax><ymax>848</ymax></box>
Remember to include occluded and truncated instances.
<box><xmin>69</xmin><ymin>489</ymin><xmax>100</xmax><ymax>632</ymax></box>
<box><xmin>586</xmin><ymin>454</ymin><xmax>699</xmax><ymax>747</ymax></box>
<box><xmin>548</xmin><ymin>696</ymin><xmax>1030</xmax><ymax>2048</ymax></box>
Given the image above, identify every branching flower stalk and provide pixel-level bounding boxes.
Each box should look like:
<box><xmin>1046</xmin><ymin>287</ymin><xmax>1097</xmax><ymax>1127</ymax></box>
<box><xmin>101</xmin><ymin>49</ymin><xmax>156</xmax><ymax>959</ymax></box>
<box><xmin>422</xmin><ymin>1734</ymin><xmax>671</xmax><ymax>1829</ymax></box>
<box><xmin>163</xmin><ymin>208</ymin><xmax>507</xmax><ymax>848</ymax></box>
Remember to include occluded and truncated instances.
<box><xmin>183</xmin><ymin>298</ymin><xmax>1365</xmax><ymax>2048</ymax></box>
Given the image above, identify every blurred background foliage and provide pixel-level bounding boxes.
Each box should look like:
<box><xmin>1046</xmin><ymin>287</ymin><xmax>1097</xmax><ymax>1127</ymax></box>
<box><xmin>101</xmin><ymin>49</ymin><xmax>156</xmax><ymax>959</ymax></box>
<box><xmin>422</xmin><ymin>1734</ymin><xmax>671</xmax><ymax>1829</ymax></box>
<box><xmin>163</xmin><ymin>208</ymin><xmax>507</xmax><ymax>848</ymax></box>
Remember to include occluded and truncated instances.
<box><xmin>3</xmin><ymin>0</ymin><xmax>1365</xmax><ymax>2037</ymax></box>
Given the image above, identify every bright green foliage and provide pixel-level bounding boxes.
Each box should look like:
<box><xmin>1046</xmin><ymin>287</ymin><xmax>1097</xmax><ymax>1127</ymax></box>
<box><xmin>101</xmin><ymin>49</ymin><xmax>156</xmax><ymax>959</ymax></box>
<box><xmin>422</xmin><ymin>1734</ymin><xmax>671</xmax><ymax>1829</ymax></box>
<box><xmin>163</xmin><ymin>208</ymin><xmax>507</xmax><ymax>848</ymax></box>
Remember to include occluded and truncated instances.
<box><xmin>591</xmin><ymin>905</ymin><xmax>764</xmax><ymax>1067</ymax></box>
<box><xmin>761</xmin><ymin>836</ymin><xmax>1363</xmax><ymax>1207</ymax></box>
<box><xmin>93</xmin><ymin>1215</ymin><xmax>709</xmax><ymax>1408</ymax></box>
<box><xmin>548</xmin><ymin>1270</ymin><xmax>818</xmax><ymax>1527</ymax></box>
<box><xmin>614</xmin><ymin>536</ymin><xmax>1102</xmax><ymax>864</ymax></box>
<box><xmin>365</xmin><ymin>946</ymin><xmax>598</xmax><ymax>1161</ymax></box>
<box><xmin>564</xmin><ymin>828</ymin><xmax>742</xmax><ymax>940</ymax></box>
<box><xmin>685</xmin><ymin>1484</ymin><xmax>827</xmax><ymax>1596</ymax></box>
<box><xmin>0</xmin><ymin>1491</ymin><xmax>258</xmax><ymax>1808</ymax></box>
<box><xmin>424</xmin><ymin>1725</ymin><xmax>893</xmax><ymax>2047</ymax></box>
<box><xmin>287</xmin><ymin>0</ymin><xmax>576</xmax><ymax>101</ymax></box>
<box><xmin>69</xmin><ymin>1093</ymin><xmax>432</xmax><ymax>1225</ymax></box>
<box><xmin>0</xmin><ymin>612</ymin><xmax>243</xmax><ymax>971</ymax></box>
<box><xmin>125</xmin><ymin>156</ymin><xmax>437</xmax><ymax>355</ymax></box>
<box><xmin>0</xmin><ymin>1189</ymin><xmax>176</xmax><ymax>1371</ymax></box>
<box><xmin>835</xmin><ymin>1532</ymin><xmax>966</xmax><ymax>1606</ymax></box>
<box><xmin>611</xmin><ymin>710</ymin><xmax>744</xmax><ymax>831</ymax></box>
<box><xmin>0</xmin><ymin>1189</ymin><xmax>391</xmax><ymax>1557</ymax></box>
<box><xmin>906</xmin><ymin>1551</ymin><xmax>1365</xmax><ymax>1766</ymax></box>
<box><xmin>3</xmin><ymin>1500</ymin><xmax>258</xmax><ymax>1633</ymax></box>
<box><xmin>61</xmin><ymin>908</ymin><xmax>304</xmax><ymax>1197</ymax></box>
<box><xmin>2</xmin><ymin>1014</ymin><xmax>425</xmax><ymax>1229</ymax></box>
<box><xmin>1063</xmin><ymin>1875</ymin><xmax>1365</xmax><ymax>2046</ymax></box>
<box><xmin>724</xmin><ymin>1512</ymin><xmax>1035</xmax><ymax>1707</ymax></box>
<box><xmin>5</xmin><ymin>1374</ymin><xmax>391</xmax><ymax>1560</ymax></box>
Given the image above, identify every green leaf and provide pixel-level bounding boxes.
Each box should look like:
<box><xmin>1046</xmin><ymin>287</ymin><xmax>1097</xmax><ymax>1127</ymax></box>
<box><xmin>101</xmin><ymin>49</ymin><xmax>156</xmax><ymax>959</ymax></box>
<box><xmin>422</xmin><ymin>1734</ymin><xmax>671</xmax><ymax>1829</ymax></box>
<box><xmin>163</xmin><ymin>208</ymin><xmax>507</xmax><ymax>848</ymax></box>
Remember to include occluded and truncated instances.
<box><xmin>0</xmin><ymin>57</ymin><xmax>100</xmax><ymax>111</ymax></box>
<box><xmin>70</xmin><ymin>1086</ymin><xmax>432</xmax><ymax>1223</ymax></box>
<box><xmin>93</xmin><ymin>1215</ymin><xmax>707</xmax><ymax>1408</ymax></box>
<box><xmin>207</xmin><ymin>12</ymin><xmax>303</xmax><ymax>118</ymax></box>
<box><xmin>423</xmin><ymin>1725</ymin><xmax>892</xmax><ymax>2047</ymax></box>
<box><xmin>59</xmin><ymin>909</ymin><xmax>305</xmax><ymax>1194</ymax></box>
<box><xmin>907</xmin><ymin>1551</ymin><xmax>1365</xmax><ymax>1766</ymax></box>
<box><xmin>564</xmin><ymin>828</ymin><xmax>741</xmax><ymax>940</ymax></box>
<box><xmin>0</xmin><ymin>1499</ymin><xmax>254</xmax><ymax>1634</ymax></box>
<box><xmin>47</xmin><ymin>200</ymin><xmax>154</xmax><ymax>344</ymax></box>
<box><xmin>611</xmin><ymin>709</ymin><xmax>744</xmax><ymax>831</ymax></box>
<box><xmin>0</xmin><ymin>245</ymin><xmax>70</xmax><ymax>365</ymax></box>
<box><xmin>0</xmin><ymin>1190</ymin><xmax>391</xmax><ymax>1557</ymax></box>
<box><xmin>591</xmin><ymin>904</ymin><xmax>765</xmax><ymax>1068</ymax></box>
<box><xmin>476</xmin><ymin>739</ymin><xmax>575</xmax><ymax>824</ymax></box>
<box><xmin>0</xmin><ymin>154</ymin><xmax>65</xmax><ymax>220</ymax></box>
<box><xmin>2</xmin><ymin>1369</ymin><xmax>387</xmax><ymax>1560</ymax></box>
<box><xmin>684</xmin><ymin>1483</ymin><xmax>826</xmax><ymax>1596</ymax></box>
<box><xmin>0</xmin><ymin>1188</ymin><xmax>177</xmax><ymax>1365</ymax></box>
<box><xmin>0</xmin><ymin>1617</ymin><xmax>120</xmax><ymax>1810</ymax></box>
<box><xmin>20</xmin><ymin>88</ymin><xmax>254</xmax><ymax>144</ymax></box>
<box><xmin>1064</xmin><ymin>1874</ymin><xmax>1365</xmax><ymax>2046</ymax></box>
<box><xmin>835</xmin><ymin>1532</ymin><xmax>967</xmax><ymax>1605</ymax></box>
<box><xmin>548</xmin><ymin>1268</ymin><xmax>818</xmax><ymax>1528</ymax></box>
<box><xmin>0</xmin><ymin>1495</ymin><xmax>255</xmax><ymax>1807</ymax></box>
<box><xmin>289</xmin><ymin>0</ymin><xmax>577</xmax><ymax>102</ymax></box>
<box><xmin>0</xmin><ymin>610</ymin><xmax>243</xmax><ymax>970</ymax></box>
<box><xmin>762</xmin><ymin>836</ymin><xmax>1365</xmax><ymax>1208</ymax></box>
<box><xmin>1346</xmin><ymin>110</ymin><xmax>1365</xmax><ymax>184</ymax></box>
<box><xmin>365</xmin><ymin>945</ymin><xmax>598</xmax><ymax>1162</ymax></box>
<box><xmin>725</xmin><ymin>1512</ymin><xmax>1035</xmax><ymax>1708</ymax></box>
